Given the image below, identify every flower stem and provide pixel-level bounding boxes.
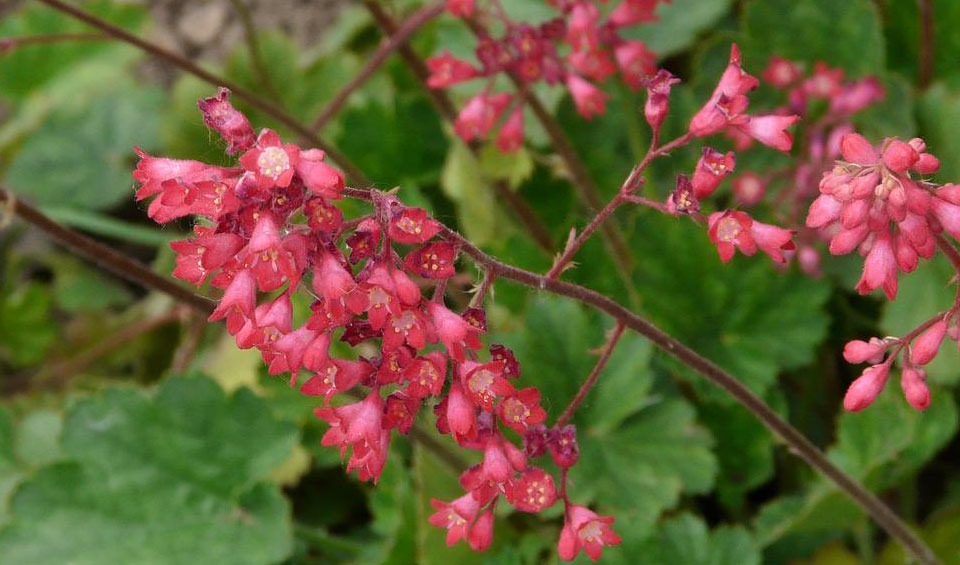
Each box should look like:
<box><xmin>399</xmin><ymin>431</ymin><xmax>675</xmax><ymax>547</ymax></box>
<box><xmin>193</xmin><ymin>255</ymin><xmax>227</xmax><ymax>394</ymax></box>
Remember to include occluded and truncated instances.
<box><xmin>34</xmin><ymin>0</ymin><xmax>371</xmax><ymax>187</ymax></box>
<box><xmin>555</xmin><ymin>322</ymin><xmax>625</xmax><ymax>428</ymax></box>
<box><xmin>312</xmin><ymin>1</ymin><xmax>445</xmax><ymax>131</ymax></box>
<box><xmin>0</xmin><ymin>186</ymin><xmax>216</xmax><ymax>315</ymax></box>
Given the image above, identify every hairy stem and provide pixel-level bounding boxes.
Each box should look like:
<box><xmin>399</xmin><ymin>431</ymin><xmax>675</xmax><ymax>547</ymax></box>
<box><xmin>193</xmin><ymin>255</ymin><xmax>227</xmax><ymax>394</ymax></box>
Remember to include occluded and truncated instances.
<box><xmin>363</xmin><ymin>1</ymin><xmax>556</xmax><ymax>255</ymax></box>
<box><xmin>312</xmin><ymin>1</ymin><xmax>446</xmax><ymax>131</ymax></box>
<box><xmin>555</xmin><ymin>322</ymin><xmax>625</xmax><ymax>427</ymax></box>
<box><xmin>0</xmin><ymin>186</ymin><xmax>216</xmax><ymax>314</ymax></box>
<box><xmin>0</xmin><ymin>32</ymin><xmax>108</xmax><ymax>49</ymax></box>
<box><xmin>35</xmin><ymin>0</ymin><xmax>371</xmax><ymax>187</ymax></box>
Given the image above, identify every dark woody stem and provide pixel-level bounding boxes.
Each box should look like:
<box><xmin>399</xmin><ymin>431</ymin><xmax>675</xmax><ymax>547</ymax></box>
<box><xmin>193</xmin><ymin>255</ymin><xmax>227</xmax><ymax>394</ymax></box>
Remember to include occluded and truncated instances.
<box><xmin>0</xmin><ymin>186</ymin><xmax>217</xmax><ymax>315</ymax></box>
<box><xmin>555</xmin><ymin>322</ymin><xmax>625</xmax><ymax>428</ymax></box>
<box><xmin>35</xmin><ymin>0</ymin><xmax>371</xmax><ymax>188</ymax></box>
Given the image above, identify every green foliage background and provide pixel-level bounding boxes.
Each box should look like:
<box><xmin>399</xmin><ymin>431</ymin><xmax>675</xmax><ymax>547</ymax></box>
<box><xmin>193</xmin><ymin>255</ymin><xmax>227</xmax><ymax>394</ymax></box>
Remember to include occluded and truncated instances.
<box><xmin>1</xmin><ymin>0</ymin><xmax>960</xmax><ymax>563</ymax></box>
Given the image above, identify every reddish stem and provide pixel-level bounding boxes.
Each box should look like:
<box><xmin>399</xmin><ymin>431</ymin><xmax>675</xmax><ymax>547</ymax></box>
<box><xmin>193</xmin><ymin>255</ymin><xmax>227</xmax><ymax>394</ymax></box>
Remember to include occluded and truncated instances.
<box><xmin>0</xmin><ymin>32</ymin><xmax>107</xmax><ymax>50</ymax></box>
<box><xmin>311</xmin><ymin>2</ymin><xmax>445</xmax><ymax>131</ymax></box>
<box><xmin>555</xmin><ymin>322</ymin><xmax>625</xmax><ymax>427</ymax></box>
<box><xmin>362</xmin><ymin>1</ymin><xmax>556</xmax><ymax>255</ymax></box>
<box><xmin>936</xmin><ymin>234</ymin><xmax>960</xmax><ymax>273</ymax></box>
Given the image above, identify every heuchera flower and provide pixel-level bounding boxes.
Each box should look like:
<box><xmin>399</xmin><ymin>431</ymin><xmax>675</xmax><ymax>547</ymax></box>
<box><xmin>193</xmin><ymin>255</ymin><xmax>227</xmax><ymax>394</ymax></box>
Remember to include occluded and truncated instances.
<box><xmin>689</xmin><ymin>44</ymin><xmax>758</xmax><ymax>137</ymax></box>
<box><xmin>806</xmin><ymin>133</ymin><xmax>942</xmax><ymax>300</ymax></box>
<box><xmin>566</xmin><ymin>75</ymin><xmax>608</xmax><ymax>119</ymax></box>
<box><xmin>557</xmin><ymin>505</ymin><xmax>622</xmax><ymax>561</ymax></box>
<box><xmin>139</xmin><ymin>89</ymin><xmax>618</xmax><ymax>560</ymax></box>
<box><xmin>427</xmin><ymin>51</ymin><xmax>480</xmax><ymax>88</ymax></box>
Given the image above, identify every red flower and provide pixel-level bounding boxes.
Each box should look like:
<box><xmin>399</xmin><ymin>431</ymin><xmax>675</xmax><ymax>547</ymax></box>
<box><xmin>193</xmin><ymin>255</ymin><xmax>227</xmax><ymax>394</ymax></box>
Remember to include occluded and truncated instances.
<box><xmin>405</xmin><ymin>242</ymin><xmax>457</xmax><ymax>279</ymax></box>
<box><xmin>388</xmin><ymin>207</ymin><xmax>441</xmax><ymax>245</ymax></box>
<box><xmin>614</xmin><ymin>40</ymin><xmax>656</xmax><ymax>89</ymax></box>
<box><xmin>843</xmin><ymin>363</ymin><xmax>890</xmax><ymax>412</ymax></box>
<box><xmin>707</xmin><ymin>210</ymin><xmax>756</xmax><ymax>262</ymax></box>
<box><xmin>506</xmin><ymin>467</ymin><xmax>557</xmax><ymax>512</ymax></box>
<box><xmin>428</xmin><ymin>302</ymin><xmax>483</xmax><ymax>362</ymax></box>
<box><xmin>428</xmin><ymin>493</ymin><xmax>481</xmax><ymax>547</ymax></box>
<box><xmin>689</xmin><ymin>44</ymin><xmax>757</xmax><ymax>137</ymax></box>
<box><xmin>691</xmin><ymin>147</ymin><xmax>735</xmax><ymax>199</ymax></box>
<box><xmin>404</xmin><ymin>351</ymin><xmax>448</xmax><ymax>398</ymax></box>
<box><xmin>295</xmin><ymin>148</ymin><xmax>344</xmax><ymax>199</ymax></box>
<box><xmin>316</xmin><ymin>390</ymin><xmax>389</xmax><ymax>482</ymax></box>
<box><xmin>498</xmin><ymin>388</ymin><xmax>546</xmax><ymax>433</ymax></box>
<box><xmin>495</xmin><ymin>107</ymin><xmax>525</xmax><ymax>153</ymax></box>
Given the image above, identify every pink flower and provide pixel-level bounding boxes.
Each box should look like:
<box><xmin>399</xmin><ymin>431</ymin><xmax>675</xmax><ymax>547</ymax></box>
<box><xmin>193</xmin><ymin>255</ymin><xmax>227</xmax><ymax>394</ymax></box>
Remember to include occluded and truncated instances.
<box><xmin>548</xmin><ymin>424</ymin><xmax>580</xmax><ymax>469</ymax></box>
<box><xmin>749</xmin><ymin>220</ymin><xmax>796</xmax><ymax>263</ymax></box>
<box><xmin>557</xmin><ymin>505</ymin><xmax>622</xmax><ymax>561</ymax></box>
<box><xmin>428</xmin><ymin>302</ymin><xmax>483</xmax><ymax>362</ymax></box>
<box><xmin>614</xmin><ymin>41</ymin><xmax>657</xmax><ymax>89</ymax></box>
<box><xmin>495</xmin><ymin>107</ymin><xmax>525</xmax><ymax>152</ymax></box>
<box><xmin>691</xmin><ymin>147</ymin><xmax>735</xmax><ymax>199</ymax></box>
<box><xmin>468</xmin><ymin>508</ymin><xmax>494</xmax><ymax>551</ymax></box>
<box><xmin>454</xmin><ymin>93</ymin><xmax>512</xmax><ymax>142</ymax></box>
<box><xmin>567</xmin><ymin>48</ymin><xmax>617</xmax><ymax>82</ymax></box>
<box><xmin>197</xmin><ymin>87</ymin><xmax>255</xmax><ymax>155</ymax></box>
<box><xmin>427</xmin><ymin>51</ymin><xmax>480</xmax><ymax>88</ymax></box>
<box><xmin>428</xmin><ymin>493</ymin><xmax>480</xmax><ymax>546</ymax></box>
<box><xmin>732</xmin><ymin>172</ymin><xmax>766</xmax><ymax>206</ymax></box>
<box><xmin>461</xmin><ymin>361</ymin><xmax>515</xmax><ymax>411</ymax></box>
<box><xmin>856</xmin><ymin>232</ymin><xmax>898</xmax><ymax>299</ymax></box>
<box><xmin>405</xmin><ymin>241</ymin><xmax>458</xmax><ymax>279</ymax></box>
<box><xmin>739</xmin><ymin>113</ymin><xmax>799</xmax><ymax>152</ymax></box>
<box><xmin>239</xmin><ymin>129</ymin><xmax>301</xmax><ymax>191</ymax></box>
<box><xmin>843</xmin><ymin>363</ymin><xmax>890</xmax><ymax>412</ymax></box>
<box><xmin>316</xmin><ymin>390</ymin><xmax>389</xmax><ymax>482</ymax></box>
<box><xmin>498</xmin><ymin>387</ymin><xmax>546</xmax><ymax>433</ymax></box>
<box><xmin>643</xmin><ymin>69</ymin><xmax>680</xmax><ymax>133</ymax></box>
<box><xmin>566</xmin><ymin>75</ymin><xmax>608</xmax><ymax>119</ymax></box>
<box><xmin>209</xmin><ymin>269</ymin><xmax>256</xmax><ymax>334</ymax></box>
<box><xmin>389</xmin><ymin>207</ymin><xmax>441</xmax><ymax>245</ymax></box>
<box><xmin>608</xmin><ymin>0</ymin><xmax>660</xmax><ymax>28</ymax></box>
<box><xmin>404</xmin><ymin>351</ymin><xmax>448</xmax><ymax>398</ymax></box>
<box><xmin>707</xmin><ymin>210</ymin><xmax>756</xmax><ymax>262</ymax></box>
<box><xmin>689</xmin><ymin>44</ymin><xmax>758</xmax><ymax>137</ymax></box>
<box><xmin>762</xmin><ymin>56</ymin><xmax>802</xmax><ymax>88</ymax></box>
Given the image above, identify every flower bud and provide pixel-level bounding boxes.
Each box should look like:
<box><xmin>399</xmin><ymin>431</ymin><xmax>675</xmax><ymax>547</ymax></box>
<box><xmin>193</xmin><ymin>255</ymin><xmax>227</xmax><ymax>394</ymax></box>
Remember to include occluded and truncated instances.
<box><xmin>843</xmin><ymin>363</ymin><xmax>890</xmax><ymax>412</ymax></box>
<box><xmin>911</xmin><ymin>319</ymin><xmax>948</xmax><ymax>365</ymax></box>
<box><xmin>900</xmin><ymin>367</ymin><xmax>930</xmax><ymax>411</ymax></box>
<box><xmin>843</xmin><ymin>338</ymin><xmax>887</xmax><ymax>364</ymax></box>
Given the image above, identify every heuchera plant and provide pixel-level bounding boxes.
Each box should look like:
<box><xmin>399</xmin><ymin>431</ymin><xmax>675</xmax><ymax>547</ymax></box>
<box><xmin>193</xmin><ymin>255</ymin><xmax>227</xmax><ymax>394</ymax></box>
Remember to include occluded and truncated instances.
<box><xmin>124</xmin><ymin>1</ymin><xmax>949</xmax><ymax>561</ymax></box>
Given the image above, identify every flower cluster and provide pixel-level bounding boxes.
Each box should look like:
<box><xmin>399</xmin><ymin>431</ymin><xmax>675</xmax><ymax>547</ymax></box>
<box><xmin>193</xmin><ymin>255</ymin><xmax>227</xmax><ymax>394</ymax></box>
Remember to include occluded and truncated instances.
<box><xmin>429</xmin><ymin>0</ymin><xmax>670</xmax><ymax>151</ymax></box>
<box><xmin>721</xmin><ymin>56</ymin><xmax>885</xmax><ymax>277</ymax></box>
<box><xmin>806</xmin><ymin>134</ymin><xmax>942</xmax><ymax>299</ymax></box>
<box><xmin>134</xmin><ymin>87</ymin><xmax>619</xmax><ymax>561</ymax></box>
<box><xmin>803</xmin><ymin>132</ymin><xmax>959</xmax><ymax>413</ymax></box>
<box><xmin>647</xmin><ymin>45</ymin><xmax>800</xmax><ymax>264</ymax></box>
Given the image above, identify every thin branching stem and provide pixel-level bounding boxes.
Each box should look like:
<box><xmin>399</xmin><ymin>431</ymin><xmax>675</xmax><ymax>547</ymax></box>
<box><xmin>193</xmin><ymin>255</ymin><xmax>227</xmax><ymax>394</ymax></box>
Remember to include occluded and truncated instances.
<box><xmin>555</xmin><ymin>322</ymin><xmax>625</xmax><ymax>428</ymax></box>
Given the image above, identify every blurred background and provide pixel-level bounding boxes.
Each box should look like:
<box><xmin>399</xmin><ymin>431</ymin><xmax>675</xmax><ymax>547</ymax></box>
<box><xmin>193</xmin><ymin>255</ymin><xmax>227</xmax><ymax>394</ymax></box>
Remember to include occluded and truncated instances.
<box><xmin>1</xmin><ymin>0</ymin><xmax>960</xmax><ymax>563</ymax></box>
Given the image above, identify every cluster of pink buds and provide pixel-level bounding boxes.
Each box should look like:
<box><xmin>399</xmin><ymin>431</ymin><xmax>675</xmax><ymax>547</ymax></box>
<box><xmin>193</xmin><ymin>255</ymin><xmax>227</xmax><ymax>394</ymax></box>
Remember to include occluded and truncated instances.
<box><xmin>802</xmin><ymin>132</ymin><xmax>960</xmax><ymax>413</ymax></box>
<box><xmin>429</xmin><ymin>0</ymin><xmax>670</xmax><ymax>151</ymax></box>
<box><xmin>806</xmin><ymin>134</ymin><xmax>943</xmax><ymax>299</ymax></box>
<box><xmin>133</xmin><ymin>88</ymin><xmax>620</xmax><ymax>560</ymax></box>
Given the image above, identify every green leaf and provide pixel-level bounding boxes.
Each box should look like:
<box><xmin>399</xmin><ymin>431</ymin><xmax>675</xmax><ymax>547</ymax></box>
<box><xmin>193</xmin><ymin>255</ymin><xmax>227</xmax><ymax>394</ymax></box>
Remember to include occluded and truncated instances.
<box><xmin>753</xmin><ymin>387</ymin><xmax>958</xmax><ymax>546</ymax></box>
<box><xmin>569</xmin><ymin>400</ymin><xmax>717</xmax><ymax>542</ymax></box>
<box><xmin>741</xmin><ymin>0</ymin><xmax>884</xmax><ymax>75</ymax></box>
<box><xmin>0</xmin><ymin>376</ymin><xmax>298</xmax><ymax>565</ymax></box>
<box><xmin>0</xmin><ymin>1</ymin><xmax>146</xmax><ymax>100</ymax></box>
<box><xmin>700</xmin><ymin>401</ymin><xmax>776</xmax><ymax>509</ymax></box>
<box><xmin>0</xmin><ymin>282</ymin><xmax>57</xmax><ymax>367</ymax></box>
<box><xmin>882</xmin><ymin>254</ymin><xmax>959</xmax><ymax>385</ymax></box>
<box><xmin>414</xmin><ymin>444</ymin><xmax>486</xmax><ymax>565</ymax></box>
<box><xmin>478</xmin><ymin>145</ymin><xmax>535</xmax><ymax>189</ymax></box>
<box><xmin>632</xmin><ymin>213</ymin><xmax>831</xmax><ymax>400</ymax></box>
<box><xmin>625</xmin><ymin>0</ymin><xmax>734</xmax><ymax>58</ymax></box>
<box><xmin>5</xmin><ymin>82</ymin><xmax>164</xmax><ymax>210</ymax></box>
<box><xmin>918</xmin><ymin>83</ymin><xmax>960</xmax><ymax>183</ymax></box>
<box><xmin>441</xmin><ymin>140</ymin><xmax>501</xmax><ymax>246</ymax></box>
<box><xmin>631</xmin><ymin>513</ymin><xmax>761</xmax><ymax>565</ymax></box>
